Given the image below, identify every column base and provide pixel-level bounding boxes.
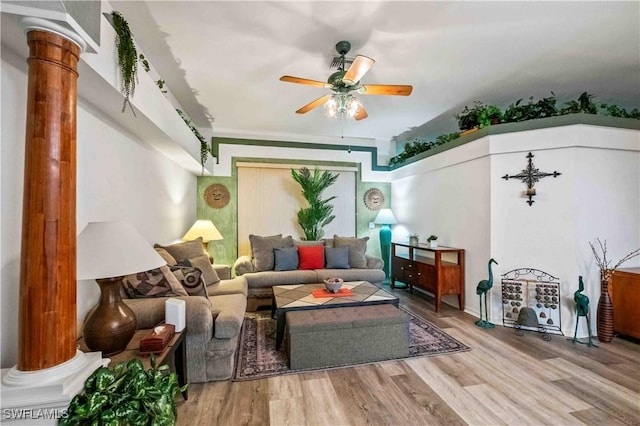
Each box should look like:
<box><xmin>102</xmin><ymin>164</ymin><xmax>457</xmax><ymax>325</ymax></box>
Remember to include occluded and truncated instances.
<box><xmin>1</xmin><ymin>351</ymin><xmax>107</xmax><ymax>424</ymax></box>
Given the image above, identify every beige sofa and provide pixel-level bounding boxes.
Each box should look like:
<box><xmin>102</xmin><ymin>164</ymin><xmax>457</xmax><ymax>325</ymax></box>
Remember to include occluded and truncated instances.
<box><xmin>123</xmin><ymin>276</ymin><xmax>247</xmax><ymax>382</ymax></box>
<box><xmin>110</xmin><ymin>238</ymin><xmax>248</xmax><ymax>383</ymax></box>
<box><xmin>234</xmin><ymin>235</ymin><xmax>386</xmax><ymax>311</ymax></box>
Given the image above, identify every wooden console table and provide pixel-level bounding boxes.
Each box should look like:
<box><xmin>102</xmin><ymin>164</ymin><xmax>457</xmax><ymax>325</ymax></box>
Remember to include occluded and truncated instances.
<box><xmin>391</xmin><ymin>242</ymin><xmax>465</xmax><ymax>312</ymax></box>
<box><xmin>78</xmin><ymin>328</ymin><xmax>188</xmax><ymax>400</ymax></box>
<box><xmin>611</xmin><ymin>267</ymin><xmax>640</xmax><ymax>339</ymax></box>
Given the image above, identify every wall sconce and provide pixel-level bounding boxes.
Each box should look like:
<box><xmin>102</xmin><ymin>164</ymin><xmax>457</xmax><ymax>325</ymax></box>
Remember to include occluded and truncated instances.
<box><xmin>503</xmin><ymin>152</ymin><xmax>561</xmax><ymax>206</ymax></box>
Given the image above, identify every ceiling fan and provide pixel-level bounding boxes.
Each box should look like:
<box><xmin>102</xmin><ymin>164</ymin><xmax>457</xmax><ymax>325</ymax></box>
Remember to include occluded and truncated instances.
<box><xmin>280</xmin><ymin>41</ymin><xmax>413</xmax><ymax>121</ymax></box>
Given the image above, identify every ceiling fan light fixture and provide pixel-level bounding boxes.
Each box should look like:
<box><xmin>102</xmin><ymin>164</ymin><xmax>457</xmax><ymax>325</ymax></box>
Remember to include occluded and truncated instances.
<box><xmin>324</xmin><ymin>94</ymin><xmax>361</xmax><ymax>119</ymax></box>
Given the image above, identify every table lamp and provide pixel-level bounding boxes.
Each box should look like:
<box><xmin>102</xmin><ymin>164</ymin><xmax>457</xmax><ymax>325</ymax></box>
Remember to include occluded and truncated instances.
<box><xmin>77</xmin><ymin>221</ymin><xmax>166</xmax><ymax>355</ymax></box>
<box><xmin>182</xmin><ymin>219</ymin><xmax>223</xmax><ymax>262</ymax></box>
<box><xmin>374</xmin><ymin>208</ymin><xmax>398</xmax><ymax>282</ymax></box>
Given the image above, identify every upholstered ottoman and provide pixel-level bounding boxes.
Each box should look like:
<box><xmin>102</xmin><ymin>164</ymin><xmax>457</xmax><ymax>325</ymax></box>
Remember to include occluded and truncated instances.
<box><xmin>285</xmin><ymin>304</ymin><xmax>410</xmax><ymax>370</ymax></box>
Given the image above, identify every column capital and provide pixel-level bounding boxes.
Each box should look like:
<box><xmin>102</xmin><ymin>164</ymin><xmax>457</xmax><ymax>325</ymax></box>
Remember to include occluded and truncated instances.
<box><xmin>19</xmin><ymin>16</ymin><xmax>87</xmax><ymax>53</ymax></box>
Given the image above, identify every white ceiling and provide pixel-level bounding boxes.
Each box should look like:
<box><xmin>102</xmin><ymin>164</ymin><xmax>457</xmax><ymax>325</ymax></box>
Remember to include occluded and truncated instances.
<box><xmin>15</xmin><ymin>1</ymin><xmax>640</xmax><ymax>148</ymax></box>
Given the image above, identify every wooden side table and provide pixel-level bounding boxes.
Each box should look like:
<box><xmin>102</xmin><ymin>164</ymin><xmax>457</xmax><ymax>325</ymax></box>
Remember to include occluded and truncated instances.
<box><xmin>391</xmin><ymin>242</ymin><xmax>465</xmax><ymax>313</ymax></box>
<box><xmin>78</xmin><ymin>328</ymin><xmax>188</xmax><ymax>400</ymax></box>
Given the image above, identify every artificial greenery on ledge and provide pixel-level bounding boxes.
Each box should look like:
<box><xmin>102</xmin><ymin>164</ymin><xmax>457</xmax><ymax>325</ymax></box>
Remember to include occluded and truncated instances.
<box><xmin>390</xmin><ymin>92</ymin><xmax>640</xmax><ymax>167</ymax></box>
<box><xmin>111</xmin><ymin>11</ymin><xmax>138</xmax><ymax>115</ymax></box>
<box><xmin>176</xmin><ymin>109</ymin><xmax>209</xmax><ymax>174</ymax></box>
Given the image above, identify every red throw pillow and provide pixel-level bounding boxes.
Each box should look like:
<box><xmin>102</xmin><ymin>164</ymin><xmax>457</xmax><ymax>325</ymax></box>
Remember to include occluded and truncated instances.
<box><xmin>297</xmin><ymin>245</ymin><xmax>324</xmax><ymax>270</ymax></box>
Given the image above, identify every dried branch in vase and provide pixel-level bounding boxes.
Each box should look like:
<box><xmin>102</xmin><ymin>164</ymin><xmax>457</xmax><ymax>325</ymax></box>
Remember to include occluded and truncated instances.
<box><xmin>589</xmin><ymin>238</ymin><xmax>640</xmax><ymax>281</ymax></box>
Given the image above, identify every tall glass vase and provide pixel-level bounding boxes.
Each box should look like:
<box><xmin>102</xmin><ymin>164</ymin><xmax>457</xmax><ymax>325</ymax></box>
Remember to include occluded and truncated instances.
<box><xmin>596</xmin><ymin>272</ymin><xmax>614</xmax><ymax>343</ymax></box>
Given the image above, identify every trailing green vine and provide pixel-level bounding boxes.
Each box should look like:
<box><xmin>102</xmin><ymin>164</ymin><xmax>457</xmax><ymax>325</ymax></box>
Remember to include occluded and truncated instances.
<box><xmin>111</xmin><ymin>11</ymin><xmax>138</xmax><ymax>115</ymax></box>
<box><xmin>390</xmin><ymin>92</ymin><xmax>639</xmax><ymax>167</ymax></box>
<box><xmin>177</xmin><ymin>109</ymin><xmax>209</xmax><ymax>174</ymax></box>
<box><xmin>139</xmin><ymin>54</ymin><xmax>150</xmax><ymax>73</ymax></box>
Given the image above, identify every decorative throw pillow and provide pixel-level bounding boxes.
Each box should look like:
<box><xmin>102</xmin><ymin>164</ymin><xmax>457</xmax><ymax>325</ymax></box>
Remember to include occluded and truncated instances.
<box><xmin>178</xmin><ymin>254</ymin><xmax>220</xmax><ymax>286</ymax></box>
<box><xmin>333</xmin><ymin>235</ymin><xmax>369</xmax><ymax>269</ymax></box>
<box><xmin>170</xmin><ymin>265</ymin><xmax>208</xmax><ymax>297</ymax></box>
<box><xmin>293</xmin><ymin>239</ymin><xmax>324</xmax><ymax>247</ymax></box>
<box><xmin>274</xmin><ymin>246</ymin><xmax>299</xmax><ymax>271</ymax></box>
<box><xmin>249</xmin><ymin>234</ymin><xmax>294</xmax><ymax>271</ymax></box>
<box><xmin>298</xmin><ymin>245</ymin><xmax>324</xmax><ymax>270</ymax></box>
<box><xmin>154</xmin><ymin>247</ymin><xmax>177</xmax><ymax>266</ymax></box>
<box><xmin>294</xmin><ymin>239</ymin><xmax>333</xmax><ymax>247</ymax></box>
<box><xmin>325</xmin><ymin>246</ymin><xmax>351</xmax><ymax>269</ymax></box>
<box><xmin>122</xmin><ymin>265</ymin><xmax>188</xmax><ymax>298</ymax></box>
<box><xmin>154</xmin><ymin>238</ymin><xmax>204</xmax><ymax>262</ymax></box>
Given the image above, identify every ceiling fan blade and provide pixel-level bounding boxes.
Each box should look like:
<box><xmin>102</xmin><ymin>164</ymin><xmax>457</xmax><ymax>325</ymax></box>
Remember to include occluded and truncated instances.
<box><xmin>342</xmin><ymin>55</ymin><xmax>375</xmax><ymax>85</ymax></box>
<box><xmin>354</xmin><ymin>106</ymin><xmax>368</xmax><ymax>121</ymax></box>
<box><xmin>280</xmin><ymin>75</ymin><xmax>329</xmax><ymax>88</ymax></box>
<box><xmin>296</xmin><ymin>94</ymin><xmax>331</xmax><ymax>114</ymax></box>
<box><xmin>361</xmin><ymin>84</ymin><xmax>413</xmax><ymax>96</ymax></box>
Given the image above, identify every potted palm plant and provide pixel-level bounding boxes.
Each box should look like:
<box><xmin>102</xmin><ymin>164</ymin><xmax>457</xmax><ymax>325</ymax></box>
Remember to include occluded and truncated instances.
<box><xmin>291</xmin><ymin>167</ymin><xmax>338</xmax><ymax>240</ymax></box>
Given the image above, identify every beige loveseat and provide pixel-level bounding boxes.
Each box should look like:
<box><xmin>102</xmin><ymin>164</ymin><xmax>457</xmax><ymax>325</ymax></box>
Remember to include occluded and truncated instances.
<box><xmin>234</xmin><ymin>234</ymin><xmax>385</xmax><ymax>311</ymax></box>
<box><xmin>113</xmin><ymin>238</ymin><xmax>247</xmax><ymax>382</ymax></box>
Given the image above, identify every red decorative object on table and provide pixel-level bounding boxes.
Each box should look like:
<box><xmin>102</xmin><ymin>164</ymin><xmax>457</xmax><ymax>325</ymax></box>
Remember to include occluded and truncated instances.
<box><xmin>312</xmin><ymin>288</ymin><xmax>353</xmax><ymax>298</ymax></box>
<box><xmin>140</xmin><ymin>323</ymin><xmax>175</xmax><ymax>354</ymax></box>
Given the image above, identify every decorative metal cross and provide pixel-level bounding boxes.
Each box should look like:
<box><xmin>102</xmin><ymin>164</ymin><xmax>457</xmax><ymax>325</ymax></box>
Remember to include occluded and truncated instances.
<box><xmin>502</xmin><ymin>152</ymin><xmax>562</xmax><ymax>206</ymax></box>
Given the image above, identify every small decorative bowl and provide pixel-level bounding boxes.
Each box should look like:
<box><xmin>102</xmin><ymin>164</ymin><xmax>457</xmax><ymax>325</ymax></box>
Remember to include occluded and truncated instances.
<box><xmin>324</xmin><ymin>278</ymin><xmax>344</xmax><ymax>293</ymax></box>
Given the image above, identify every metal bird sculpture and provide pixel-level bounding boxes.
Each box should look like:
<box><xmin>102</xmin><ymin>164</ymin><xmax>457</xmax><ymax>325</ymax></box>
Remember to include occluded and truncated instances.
<box><xmin>570</xmin><ymin>275</ymin><xmax>597</xmax><ymax>347</ymax></box>
<box><xmin>475</xmin><ymin>258</ymin><xmax>498</xmax><ymax>328</ymax></box>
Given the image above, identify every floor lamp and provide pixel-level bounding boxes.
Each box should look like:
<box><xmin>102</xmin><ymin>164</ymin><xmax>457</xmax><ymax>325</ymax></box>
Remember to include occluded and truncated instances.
<box><xmin>374</xmin><ymin>209</ymin><xmax>398</xmax><ymax>283</ymax></box>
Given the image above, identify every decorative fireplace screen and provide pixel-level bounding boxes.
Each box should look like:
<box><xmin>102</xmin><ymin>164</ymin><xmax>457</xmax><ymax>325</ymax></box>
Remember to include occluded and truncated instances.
<box><xmin>501</xmin><ymin>268</ymin><xmax>564</xmax><ymax>340</ymax></box>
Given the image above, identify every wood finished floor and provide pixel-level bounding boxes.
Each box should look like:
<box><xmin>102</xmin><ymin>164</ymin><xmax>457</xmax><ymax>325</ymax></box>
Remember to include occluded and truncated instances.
<box><xmin>176</xmin><ymin>288</ymin><xmax>640</xmax><ymax>426</ymax></box>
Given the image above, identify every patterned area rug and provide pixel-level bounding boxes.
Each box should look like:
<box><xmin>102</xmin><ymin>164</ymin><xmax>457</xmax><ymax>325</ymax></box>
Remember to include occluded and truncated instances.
<box><xmin>232</xmin><ymin>306</ymin><xmax>471</xmax><ymax>381</ymax></box>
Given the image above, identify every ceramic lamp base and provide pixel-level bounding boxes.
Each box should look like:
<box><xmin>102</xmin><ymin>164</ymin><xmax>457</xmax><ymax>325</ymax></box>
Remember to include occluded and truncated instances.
<box><xmin>83</xmin><ymin>277</ymin><xmax>137</xmax><ymax>356</ymax></box>
<box><xmin>379</xmin><ymin>225</ymin><xmax>392</xmax><ymax>280</ymax></box>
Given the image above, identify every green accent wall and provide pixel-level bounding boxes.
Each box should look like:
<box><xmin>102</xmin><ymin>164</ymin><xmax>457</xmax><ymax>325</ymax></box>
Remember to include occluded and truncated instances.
<box><xmin>197</xmin><ymin>175</ymin><xmax>237</xmax><ymax>266</ymax></box>
<box><xmin>357</xmin><ymin>180</ymin><xmax>392</xmax><ymax>258</ymax></box>
<box><xmin>196</xmin><ymin>155</ymin><xmax>391</xmax><ymax>264</ymax></box>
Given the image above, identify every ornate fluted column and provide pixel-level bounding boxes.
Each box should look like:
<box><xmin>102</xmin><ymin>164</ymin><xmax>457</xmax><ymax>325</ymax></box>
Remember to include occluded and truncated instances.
<box><xmin>18</xmin><ymin>26</ymin><xmax>81</xmax><ymax>371</ymax></box>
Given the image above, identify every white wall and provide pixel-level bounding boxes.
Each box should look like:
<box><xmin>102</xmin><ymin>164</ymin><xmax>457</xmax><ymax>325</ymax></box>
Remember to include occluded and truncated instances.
<box><xmin>1</xmin><ymin>47</ymin><xmax>197</xmax><ymax>368</ymax></box>
<box><xmin>237</xmin><ymin>165</ymin><xmax>356</xmax><ymax>256</ymax></box>
<box><xmin>391</xmin><ymin>125</ymin><xmax>640</xmax><ymax>337</ymax></box>
<box><xmin>390</xmin><ymin>139</ymin><xmax>492</xmax><ymax>313</ymax></box>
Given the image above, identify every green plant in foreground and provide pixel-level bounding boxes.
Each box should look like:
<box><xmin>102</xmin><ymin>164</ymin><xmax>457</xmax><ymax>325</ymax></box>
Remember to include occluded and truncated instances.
<box><xmin>111</xmin><ymin>11</ymin><xmax>138</xmax><ymax>115</ymax></box>
<box><xmin>60</xmin><ymin>356</ymin><xmax>186</xmax><ymax>426</ymax></box>
<box><xmin>291</xmin><ymin>167</ymin><xmax>338</xmax><ymax>241</ymax></box>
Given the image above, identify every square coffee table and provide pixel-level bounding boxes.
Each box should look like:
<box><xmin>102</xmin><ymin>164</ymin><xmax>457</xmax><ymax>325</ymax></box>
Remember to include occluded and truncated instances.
<box><xmin>272</xmin><ymin>281</ymin><xmax>399</xmax><ymax>349</ymax></box>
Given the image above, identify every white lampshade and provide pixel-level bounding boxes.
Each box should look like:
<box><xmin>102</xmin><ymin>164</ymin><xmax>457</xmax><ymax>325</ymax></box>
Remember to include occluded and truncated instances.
<box><xmin>182</xmin><ymin>219</ymin><xmax>223</xmax><ymax>242</ymax></box>
<box><xmin>373</xmin><ymin>208</ymin><xmax>398</xmax><ymax>225</ymax></box>
<box><xmin>77</xmin><ymin>221</ymin><xmax>166</xmax><ymax>280</ymax></box>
